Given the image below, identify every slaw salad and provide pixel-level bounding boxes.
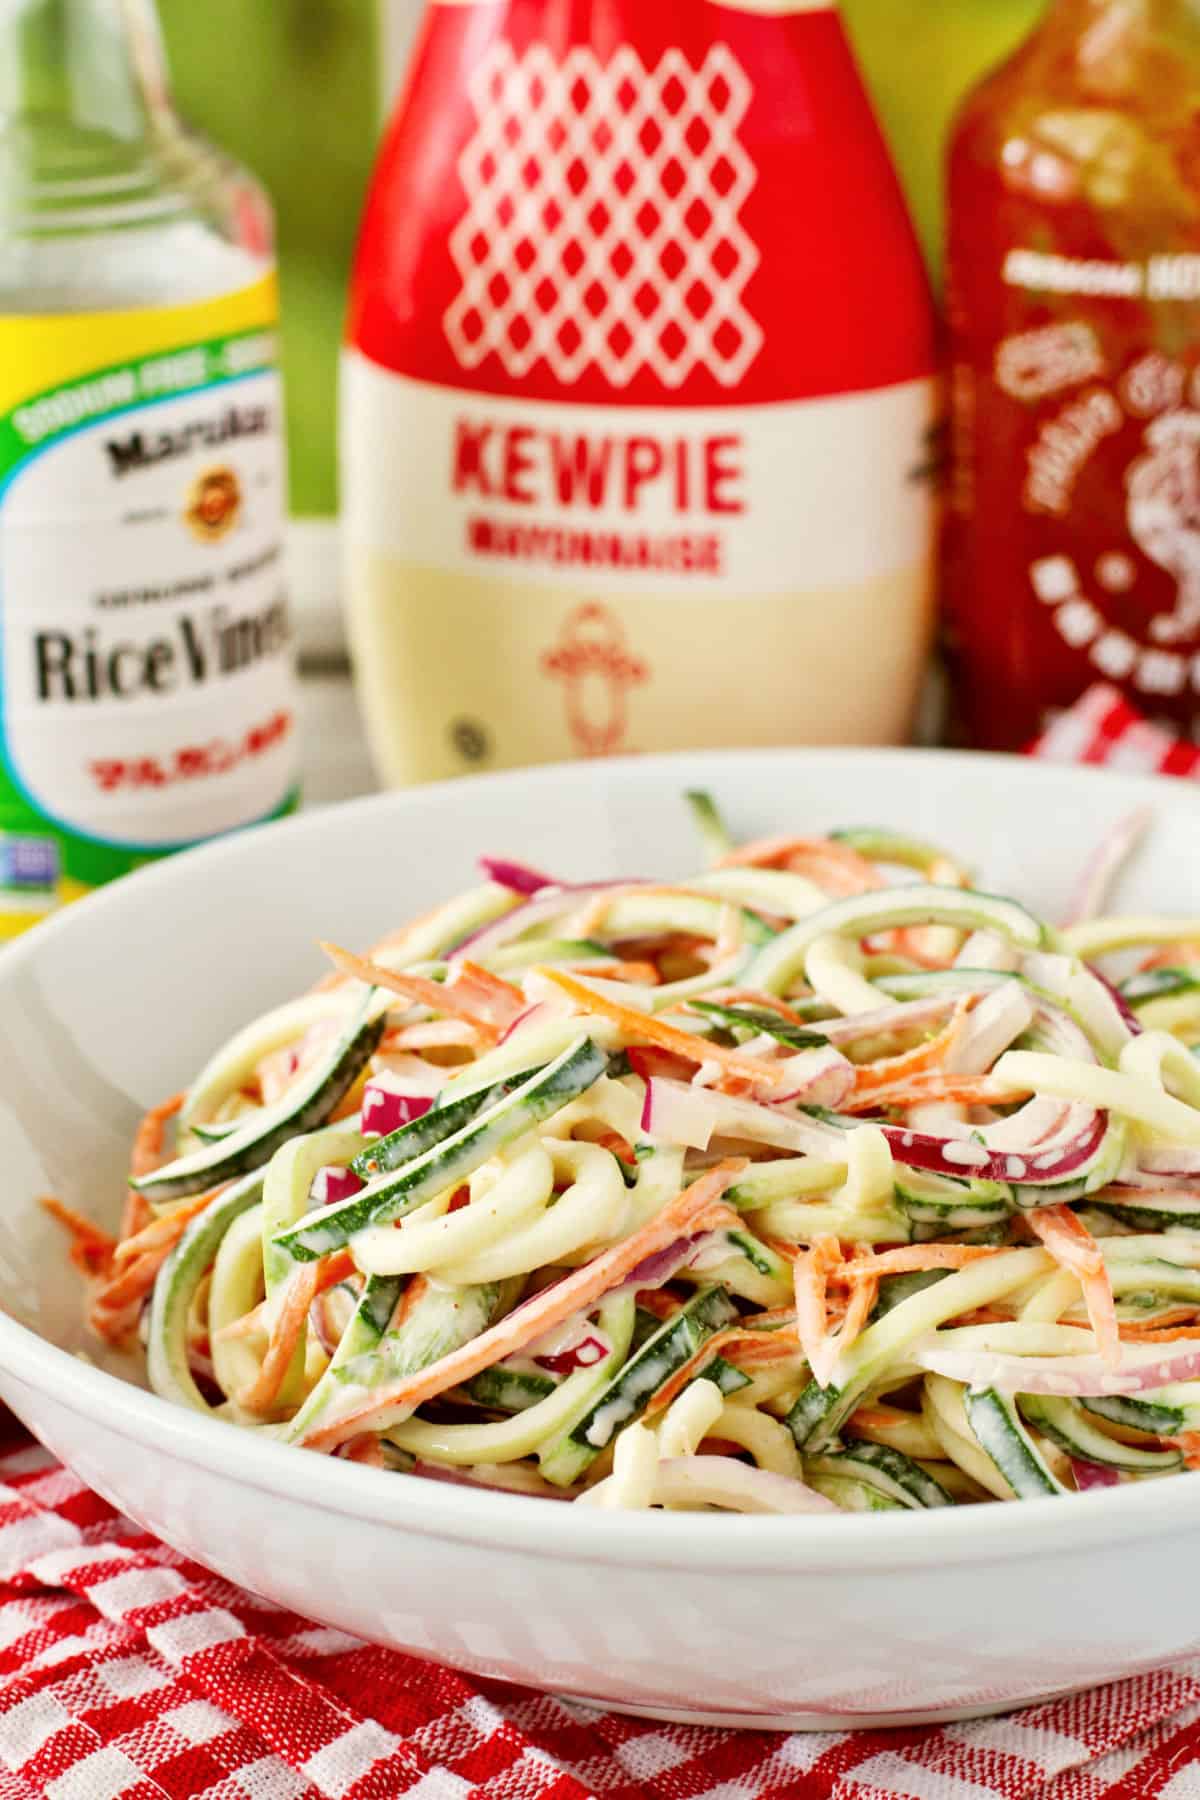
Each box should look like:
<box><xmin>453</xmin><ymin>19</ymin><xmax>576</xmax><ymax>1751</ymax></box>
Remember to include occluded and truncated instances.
<box><xmin>48</xmin><ymin>795</ymin><xmax>1200</xmax><ymax>1516</ymax></box>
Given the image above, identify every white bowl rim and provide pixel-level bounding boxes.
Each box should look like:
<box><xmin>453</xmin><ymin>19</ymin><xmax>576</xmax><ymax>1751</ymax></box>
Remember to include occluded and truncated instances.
<box><xmin>3</xmin><ymin>744</ymin><xmax>1199</xmax><ymax>1576</ymax></box>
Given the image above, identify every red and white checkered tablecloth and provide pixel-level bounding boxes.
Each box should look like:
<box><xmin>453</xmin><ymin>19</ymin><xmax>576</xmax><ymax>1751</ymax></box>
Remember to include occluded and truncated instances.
<box><xmin>6</xmin><ymin>681</ymin><xmax>1200</xmax><ymax>1800</ymax></box>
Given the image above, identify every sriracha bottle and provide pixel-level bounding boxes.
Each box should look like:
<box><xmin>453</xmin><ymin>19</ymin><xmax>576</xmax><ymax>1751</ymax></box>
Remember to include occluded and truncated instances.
<box><xmin>341</xmin><ymin>0</ymin><xmax>939</xmax><ymax>785</ymax></box>
<box><xmin>945</xmin><ymin>0</ymin><xmax>1200</xmax><ymax>750</ymax></box>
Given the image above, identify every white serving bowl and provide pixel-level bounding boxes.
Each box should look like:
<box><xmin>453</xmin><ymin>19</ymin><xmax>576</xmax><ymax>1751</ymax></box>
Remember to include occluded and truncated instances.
<box><xmin>2</xmin><ymin>748</ymin><xmax>1199</xmax><ymax>1731</ymax></box>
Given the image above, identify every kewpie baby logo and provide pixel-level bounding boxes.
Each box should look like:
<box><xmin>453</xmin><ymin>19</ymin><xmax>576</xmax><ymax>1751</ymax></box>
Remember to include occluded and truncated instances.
<box><xmin>540</xmin><ymin>601</ymin><xmax>648</xmax><ymax>754</ymax></box>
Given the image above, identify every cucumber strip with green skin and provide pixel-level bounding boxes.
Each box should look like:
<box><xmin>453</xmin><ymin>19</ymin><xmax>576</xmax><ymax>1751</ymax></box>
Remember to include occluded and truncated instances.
<box><xmin>747</xmin><ymin>887</ymin><xmax>1047</xmax><ymax>996</ymax></box>
<box><xmin>1088</xmin><ymin>1194</ymin><xmax>1200</xmax><ymax>1231</ymax></box>
<box><xmin>786</xmin><ymin>1246</ymin><xmax>1051</xmax><ymax>1450</ymax></box>
<box><xmin>351</xmin><ymin>1080</ymin><xmax>509</xmax><ymax>1180</ymax></box>
<box><xmin>595</xmin><ymin>893</ymin><xmax>774</xmax><ymax>950</ymax></box>
<box><xmin>483</xmin><ymin>937</ymin><xmax>614</xmax><ymax>973</ymax></box>
<box><xmin>336</xmin><ymin>1281</ymin><xmax>505</xmax><ymax>1392</ymax></box>
<box><xmin>1122</xmin><ymin>967</ymin><xmax>1200</xmax><ymax>1004</ymax></box>
<box><xmin>274</xmin><ymin>1036</ymin><xmax>608</xmax><ymax>1264</ymax></box>
<box><xmin>682</xmin><ymin>1228</ymin><xmax>793</xmax><ymax>1307</ymax></box>
<box><xmin>804</xmin><ymin>1441</ymin><xmax>955</xmax><ymax>1508</ymax></box>
<box><xmin>684</xmin><ymin>788</ymin><xmax>734</xmax><ymax>863</ymax></box>
<box><xmin>892</xmin><ymin>1166</ymin><xmax>1015</xmax><ymax>1229</ymax></box>
<box><xmin>147</xmin><ymin>1171</ymin><xmax>264</xmax><ymax>1412</ymax></box>
<box><xmin>388</xmin><ymin>1296</ymin><xmax>636</xmax><ymax>1467</ymax></box>
<box><xmin>136</xmin><ymin>987</ymin><xmax>384</xmax><ymax>1203</ymax></box>
<box><xmin>1105</xmin><ymin>1260</ymin><xmax>1200</xmax><ymax>1305</ymax></box>
<box><xmin>1019</xmin><ymin>1395</ymin><xmax>1182</xmax><ymax>1473</ymax></box>
<box><xmin>831</xmin><ymin>827</ymin><xmax>962</xmax><ymax>877</ymax></box>
<box><xmin>686</xmin><ymin>1000</ymin><xmax>827</xmax><ymax>1051</ymax></box>
<box><xmin>179</xmin><ymin>992</ymin><xmax>362</xmax><ymax>1135</ymax></box>
<box><xmin>706</xmin><ymin>1356</ymin><xmax>753</xmax><ymax>1398</ymax></box>
<box><xmin>285</xmin><ymin>1277</ymin><xmax>505</xmax><ymax>1443</ymax></box>
<box><xmin>869</xmin><ymin>1269</ymin><xmax>951</xmax><ymax>1321</ymax></box>
<box><xmin>282</xmin><ymin>1272</ymin><xmax>404</xmax><ymax>1443</ymax></box>
<box><xmin>263</xmin><ymin>1121</ymin><xmax>367</xmax><ymax>1293</ymax></box>
<box><xmin>538</xmin><ymin>1285</ymin><xmax>738</xmax><ymax>1487</ymax></box>
<box><xmin>464</xmin><ymin>1366</ymin><xmax>558</xmax><ymax>1412</ymax></box>
<box><xmin>686</xmin><ymin>868</ymin><xmax>829</xmax><ymax>923</ymax></box>
<box><xmin>260</xmin><ymin>1119</ymin><xmax>366</xmax><ymax>1405</ymax></box>
<box><xmin>1080</xmin><ymin>1393</ymin><xmax>1194</xmax><ymax>1435</ymax></box>
<box><xmin>806</xmin><ymin>1473</ymin><xmax>908</xmax><ymax>1511</ymax></box>
<box><xmin>964</xmin><ymin>1387</ymin><xmax>1067</xmax><ymax>1497</ymax></box>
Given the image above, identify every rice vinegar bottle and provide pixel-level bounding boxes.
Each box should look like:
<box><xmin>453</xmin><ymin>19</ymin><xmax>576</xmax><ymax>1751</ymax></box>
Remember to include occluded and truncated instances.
<box><xmin>0</xmin><ymin>0</ymin><xmax>298</xmax><ymax>936</ymax></box>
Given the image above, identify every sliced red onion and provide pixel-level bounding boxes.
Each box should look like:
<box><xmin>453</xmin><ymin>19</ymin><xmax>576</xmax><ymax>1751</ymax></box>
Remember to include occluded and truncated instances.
<box><xmin>883</xmin><ymin>1109</ymin><xmax>1108</xmax><ymax>1187</ymax></box>
<box><xmin>309</xmin><ymin>1164</ymin><xmax>366</xmax><ymax>1206</ymax></box>
<box><xmin>360</xmin><ymin>1069</ymin><xmax>440</xmax><ymax>1138</ymax></box>
<box><xmin>913</xmin><ymin>1335</ymin><xmax>1200</xmax><ymax>1396</ymax></box>
<box><xmin>1138</xmin><ymin>1145</ymin><xmax>1200</xmax><ymax>1179</ymax></box>
<box><xmin>956</xmin><ymin>930</ymin><xmax>1021</xmax><ymax>973</ymax></box>
<box><xmin>811</xmin><ymin>993</ymin><xmax>971</xmax><ymax>1045</ymax></box>
<box><xmin>1071</xmin><ymin>1458</ymin><xmax>1121</xmax><ymax>1491</ymax></box>
<box><xmin>1022</xmin><ymin>950</ymin><xmax>1134</xmax><ymax>1058</ymax></box>
<box><xmin>641</xmin><ymin>1076</ymin><xmax>833</xmax><ymax>1156</ymax></box>
<box><xmin>651</xmin><ymin>1456</ymin><xmax>839</xmax><ymax>1515</ymax></box>
<box><xmin>535</xmin><ymin>1333</ymin><xmax>611</xmax><ymax>1374</ymax></box>
<box><xmin>450</xmin><ymin>880</ymin><xmax>648</xmax><ymax>963</ymax></box>
<box><xmin>1064</xmin><ymin>808</ymin><xmax>1152</xmax><ymax>928</ymax></box>
<box><xmin>762</xmin><ymin>1045</ymin><xmax>855</xmax><ymax>1108</ymax></box>
<box><xmin>614</xmin><ymin>1236</ymin><xmax>701</xmax><ymax>1297</ymax></box>
<box><xmin>947</xmin><ymin>985</ymin><xmax>1035</xmax><ymax>1077</ymax></box>
<box><xmin>479</xmin><ymin>856</ymin><xmax>557</xmax><ymax>896</ymax></box>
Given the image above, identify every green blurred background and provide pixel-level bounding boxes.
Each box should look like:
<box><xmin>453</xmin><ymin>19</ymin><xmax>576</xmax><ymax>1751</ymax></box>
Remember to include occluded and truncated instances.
<box><xmin>160</xmin><ymin>0</ymin><xmax>1045</xmax><ymax>521</ymax></box>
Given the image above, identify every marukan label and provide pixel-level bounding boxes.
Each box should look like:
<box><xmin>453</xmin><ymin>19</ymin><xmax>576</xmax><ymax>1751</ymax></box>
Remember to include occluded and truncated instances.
<box><xmin>1013</xmin><ymin>341</ymin><xmax>1200</xmax><ymax>720</ymax></box>
<box><xmin>343</xmin><ymin>0</ymin><xmax>937</xmax><ymax>782</ymax></box>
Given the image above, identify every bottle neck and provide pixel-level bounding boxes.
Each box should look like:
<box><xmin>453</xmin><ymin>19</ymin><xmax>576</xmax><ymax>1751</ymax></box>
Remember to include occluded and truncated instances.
<box><xmin>0</xmin><ymin>0</ymin><xmax>171</xmax><ymax>140</ymax></box>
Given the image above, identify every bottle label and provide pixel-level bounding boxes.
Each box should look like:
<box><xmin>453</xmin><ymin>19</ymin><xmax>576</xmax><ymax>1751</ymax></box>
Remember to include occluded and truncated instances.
<box><xmin>0</xmin><ymin>276</ymin><xmax>298</xmax><ymax>937</ymax></box>
<box><xmin>341</xmin><ymin>353</ymin><xmax>939</xmax><ymax>778</ymax></box>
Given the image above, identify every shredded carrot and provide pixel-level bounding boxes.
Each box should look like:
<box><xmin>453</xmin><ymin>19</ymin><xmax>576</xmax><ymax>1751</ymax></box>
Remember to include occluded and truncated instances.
<box><xmin>1170</xmin><ymin>1431</ymin><xmax>1200</xmax><ymax>1470</ymax></box>
<box><xmin>842</xmin><ymin>1072</ymin><xmax>1031</xmax><ymax>1113</ymax></box>
<box><xmin>830</xmin><ymin>1245</ymin><xmax>878</xmax><ymax>1361</ymax></box>
<box><xmin>39</xmin><ymin>1196</ymin><xmax>116</xmax><ymax>1278</ymax></box>
<box><xmin>1027</xmin><ymin>1205</ymin><xmax>1120</xmax><ymax>1371</ymax></box>
<box><xmin>577</xmin><ymin>960</ymin><xmax>661</xmax><ymax>986</ymax></box>
<box><xmin>303</xmin><ymin>1158</ymin><xmax>747</xmax><ymax>1449</ymax></box>
<box><xmin>320</xmin><ymin>942</ymin><xmax>500</xmax><ymax>1042</ymax></box>
<box><xmin>539</xmin><ymin>967</ymin><xmax>790</xmax><ymax>1086</ymax></box>
<box><xmin>130</xmin><ymin>1092</ymin><xmax>185</xmax><ymax>1180</ymax></box>
<box><xmin>849</xmin><ymin>997</ymin><xmax>972</xmax><ymax>1099</ymax></box>
<box><xmin>452</xmin><ymin>961</ymin><xmax>527</xmax><ymax>1028</ymax></box>
<box><xmin>88</xmin><ymin>1250</ymin><xmax>164</xmax><ymax>1344</ymax></box>
<box><xmin>111</xmin><ymin>1186</ymin><xmax>221</xmax><ymax>1270</ymax></box>
<box><xmin>576</xmin><ymin>1125</ymin><xmax>639</xmax><ymax>1167</ymax></box>
<box><xmin>238</xmin><ymin>1264</ymin><xmax>322</xmax><ymax>1412</ymax></box>
<box><xmin>716</xmin><ymin>835</ymin><xmax>882</xmax><ymax>895</ymax></box>
<box><xmin>1141</xmin><ymin>942</ymin><xmax>1200</xmax><ymax>972</ymax></box>
<box><xmin>793</xmin><ymin>1235</ymin><xmax>844</xmax><ymax>1388</ymax></box>
<box><xmin>837</xmin><ymin>1244</ymin><xmax>1004</xmax><ymax>1280</ymax></box>
<box><xmin>119</xmin><ymin>1189</ymin><xmax>153</xmax><ymax>1241</ymax></box>
<box><xmin>1120</xmin><ymin>1325</ymin><xmax>1200</xmax><ymax>1342</ymax></box>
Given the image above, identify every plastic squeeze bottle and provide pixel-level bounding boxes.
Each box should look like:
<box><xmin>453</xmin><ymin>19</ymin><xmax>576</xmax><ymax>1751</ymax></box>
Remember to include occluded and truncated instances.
<box><xmin>946</xmin><ymin>0</ymin><xmax>1200</xmax><ymax>749</ymax></box>
<box><xmin>0</xmin><ymin>0</ymin><xmax>298</xmax><ymax>936</ymax></box>
<box><xmin>342</xmin><ymin>0</ymin><xmax>940</xmax><ymax>784</ymax></box>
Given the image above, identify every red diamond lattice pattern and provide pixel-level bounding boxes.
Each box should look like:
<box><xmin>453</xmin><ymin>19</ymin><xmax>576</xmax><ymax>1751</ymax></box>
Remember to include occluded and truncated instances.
<box><xmin>444</xmin><ymin>43</ymin><xmax>763</xmax><ymax>389</ymax></box>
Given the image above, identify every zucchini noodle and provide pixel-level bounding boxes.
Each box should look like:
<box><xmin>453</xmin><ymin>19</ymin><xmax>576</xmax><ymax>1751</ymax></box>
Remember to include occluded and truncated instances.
<box><xmin>51</xmin><ymin>795</ymin><xmax>1200</xmax><ymax>1515</ymax></box>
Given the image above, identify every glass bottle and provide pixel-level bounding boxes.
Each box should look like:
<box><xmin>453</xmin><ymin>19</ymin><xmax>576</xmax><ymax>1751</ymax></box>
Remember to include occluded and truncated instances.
<box><xmin>0</xmin><ymin>0</ymin><xmax>298</xmax><ymax>937</ymax></box>
<box><xmin>945</xmin><ymin>0</ymin><xmax>1200</xmax><ymax>750</ymax></box>
<box><xmin>342</xmin><ymin>0</ymin><xmax>940</xmax><ymax>787</ymax></box>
